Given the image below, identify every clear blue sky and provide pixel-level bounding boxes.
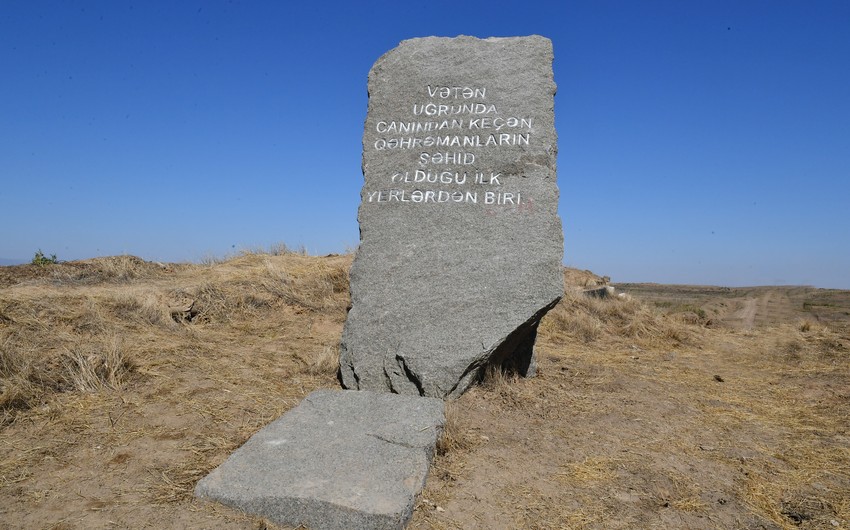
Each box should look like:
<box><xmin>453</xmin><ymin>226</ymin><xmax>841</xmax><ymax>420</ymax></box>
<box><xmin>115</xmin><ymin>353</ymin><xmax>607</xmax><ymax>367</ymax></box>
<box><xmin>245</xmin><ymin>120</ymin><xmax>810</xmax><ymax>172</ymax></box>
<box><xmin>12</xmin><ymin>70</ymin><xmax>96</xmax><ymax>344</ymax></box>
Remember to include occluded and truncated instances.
<box><xmin>2</xmin><ymin>1</ymin><xmax>848</xmax><ymax>288</ymax></box>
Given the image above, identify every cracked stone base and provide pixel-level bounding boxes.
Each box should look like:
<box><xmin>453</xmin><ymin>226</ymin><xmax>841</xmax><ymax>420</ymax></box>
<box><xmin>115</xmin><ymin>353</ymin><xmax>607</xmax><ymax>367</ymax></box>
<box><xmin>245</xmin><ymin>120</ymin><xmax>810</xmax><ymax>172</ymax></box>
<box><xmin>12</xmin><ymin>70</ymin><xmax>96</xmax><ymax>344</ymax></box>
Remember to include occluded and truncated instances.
<box><xmin>195</xmin><ymin>390</ymin><xmax>445</xmax><ymax>530</ymax></box>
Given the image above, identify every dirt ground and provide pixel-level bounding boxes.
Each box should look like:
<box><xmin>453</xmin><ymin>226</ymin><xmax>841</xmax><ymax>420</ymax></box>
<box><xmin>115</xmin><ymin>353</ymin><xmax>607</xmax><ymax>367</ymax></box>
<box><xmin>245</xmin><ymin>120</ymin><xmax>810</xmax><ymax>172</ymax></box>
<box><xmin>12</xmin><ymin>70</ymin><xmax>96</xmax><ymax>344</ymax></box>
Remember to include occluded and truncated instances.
<box><xmin>1</xmin><ymin>254</ymin><xmax>848</xmax><ymax>529</ymax></box>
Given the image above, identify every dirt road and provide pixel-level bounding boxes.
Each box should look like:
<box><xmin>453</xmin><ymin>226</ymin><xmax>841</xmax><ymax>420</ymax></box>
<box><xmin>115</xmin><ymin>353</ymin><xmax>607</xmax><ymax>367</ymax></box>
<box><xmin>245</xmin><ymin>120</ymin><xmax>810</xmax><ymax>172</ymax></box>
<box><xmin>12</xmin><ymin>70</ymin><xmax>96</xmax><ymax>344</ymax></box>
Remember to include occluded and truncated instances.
<box><xmin>732</xmin><ymin>297</ymin><xmax>759</xmax><ymax>329</ymax></box>
<box><xmin>724</xmin><ymin>289</ymin><xmax>800</xmax><ymax>329</ymax></box>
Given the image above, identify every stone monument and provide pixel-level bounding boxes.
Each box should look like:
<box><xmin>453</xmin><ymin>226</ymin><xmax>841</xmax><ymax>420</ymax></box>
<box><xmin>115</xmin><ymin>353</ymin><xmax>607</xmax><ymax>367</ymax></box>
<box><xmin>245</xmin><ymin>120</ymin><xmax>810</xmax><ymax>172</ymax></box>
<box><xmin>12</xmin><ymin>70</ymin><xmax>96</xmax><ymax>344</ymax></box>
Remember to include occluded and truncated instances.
<box><xmin>196</xmin><ymin>36</ymin><xmax>562</xmax><ymax>529</ymax></box>
<box><xmin>340</xmin><ymin>35</ymin><xmax>564</xmax><ymax>399</ymax></box>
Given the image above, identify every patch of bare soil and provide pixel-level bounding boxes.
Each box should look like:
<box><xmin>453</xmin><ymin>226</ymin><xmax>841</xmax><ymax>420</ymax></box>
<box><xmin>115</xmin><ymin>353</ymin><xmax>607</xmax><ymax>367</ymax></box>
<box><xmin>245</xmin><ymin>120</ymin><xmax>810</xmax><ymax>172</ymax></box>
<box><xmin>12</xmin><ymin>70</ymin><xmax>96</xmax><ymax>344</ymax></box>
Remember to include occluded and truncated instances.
<box><xmin>1</xmin><ymin>256</ymin><xmax>848</xmax><ymax>529</ymax></box>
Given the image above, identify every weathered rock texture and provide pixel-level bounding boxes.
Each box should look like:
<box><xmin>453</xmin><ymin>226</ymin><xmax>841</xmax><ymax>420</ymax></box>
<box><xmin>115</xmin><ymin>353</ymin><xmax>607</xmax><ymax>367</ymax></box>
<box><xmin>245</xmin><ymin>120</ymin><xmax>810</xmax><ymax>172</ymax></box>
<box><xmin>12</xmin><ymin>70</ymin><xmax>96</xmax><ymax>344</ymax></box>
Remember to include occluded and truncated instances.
<box><xmin>340</xmin><ymin>36</ymin><xmax>564</xmax><ymax>399</ymax></box>
<box><xmin>195</xmin><ymin>389</ymin><xmax>444</xmax><ymax>530</ymax></box>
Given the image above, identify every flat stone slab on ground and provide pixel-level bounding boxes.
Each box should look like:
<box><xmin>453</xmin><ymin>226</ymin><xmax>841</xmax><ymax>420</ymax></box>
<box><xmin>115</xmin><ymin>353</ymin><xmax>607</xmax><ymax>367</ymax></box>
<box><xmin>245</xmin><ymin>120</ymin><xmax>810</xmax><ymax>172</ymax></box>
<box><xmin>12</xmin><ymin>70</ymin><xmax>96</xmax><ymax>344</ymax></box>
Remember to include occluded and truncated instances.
<box><xmin>195</xmin><ymin>389</ymin><xmax>445</xmax><ymax>530</ymax></box>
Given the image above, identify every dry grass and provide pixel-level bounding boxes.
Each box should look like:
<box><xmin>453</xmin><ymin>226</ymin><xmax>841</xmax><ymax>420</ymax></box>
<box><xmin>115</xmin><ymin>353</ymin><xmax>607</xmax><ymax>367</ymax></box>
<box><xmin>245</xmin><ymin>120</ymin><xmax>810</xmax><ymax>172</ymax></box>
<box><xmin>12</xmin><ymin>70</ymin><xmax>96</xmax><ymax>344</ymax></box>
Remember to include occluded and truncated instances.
<box><xmin>1</xmin><ymin>258</ymin><xmax>848</xmax><ymax>529</ymax></box>
<box><xmin>436</xmin><ymin>401</ymin><xmax>477</xmax><ymax>457</ymax></box>
<box><xmin>413</xmin><ymin>271</ymin><xmax>849</xmax><ymax>530</ymax></box>
<box><xmin>0</xmin><ymin>249</ymin><xmax>351</xmax><ymax>528</ymax></box>
<box><xmin>539</xmin><ymin>284</ymin><xmax>704</xmax><ymax>349</ymax></box>
<box><xmin>60</xmin><ymin>337</ymin><xmax>135</xmax><ymax>392</ymax></box>
<box><xmin>557</xmin><ymin>456</ymin><xmax>621</xmax><ymax>483</ymax></box>
<box><xmin>303</xmin><ymin>345</ymin><xmax>341</xmax><ymax>376</ymax></box>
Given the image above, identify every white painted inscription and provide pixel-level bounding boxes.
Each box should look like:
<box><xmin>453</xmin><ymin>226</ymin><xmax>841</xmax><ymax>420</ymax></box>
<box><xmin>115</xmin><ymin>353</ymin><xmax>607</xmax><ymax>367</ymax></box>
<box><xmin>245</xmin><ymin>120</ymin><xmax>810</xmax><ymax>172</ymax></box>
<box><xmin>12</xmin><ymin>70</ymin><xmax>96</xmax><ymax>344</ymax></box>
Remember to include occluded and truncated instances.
<box><xmin>389</xmin><ymin>171</ymin><xmax>502</xmax><ymax>186</ymax></box>
<box><xmin>367</xmin><ymin>84</ymin><xmax>535</xmax><ymax>210</ymax></box>
<box><xmin>426</xmin><ymin>85</ymin><xmax>486</xmax><ymax>98</ymax></box>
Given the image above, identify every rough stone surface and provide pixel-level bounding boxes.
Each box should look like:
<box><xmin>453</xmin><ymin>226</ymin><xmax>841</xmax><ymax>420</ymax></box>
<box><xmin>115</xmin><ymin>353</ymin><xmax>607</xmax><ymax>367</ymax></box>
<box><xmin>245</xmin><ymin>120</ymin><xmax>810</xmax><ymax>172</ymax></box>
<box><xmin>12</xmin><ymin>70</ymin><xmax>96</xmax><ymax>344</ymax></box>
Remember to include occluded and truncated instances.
<box><xmin>583</xmin><ymin>286</ymin><xmax>616</xmax><ymax>299</ymax></box>
<box><xmin>195</xmin><ymin>389</ymin><xmax>445</xmax><ymax>530</ymax></box>
<box><xmin>340</xmin><ymin>35</ymin><xmax>564</xmax><ymax>399</ymax></box>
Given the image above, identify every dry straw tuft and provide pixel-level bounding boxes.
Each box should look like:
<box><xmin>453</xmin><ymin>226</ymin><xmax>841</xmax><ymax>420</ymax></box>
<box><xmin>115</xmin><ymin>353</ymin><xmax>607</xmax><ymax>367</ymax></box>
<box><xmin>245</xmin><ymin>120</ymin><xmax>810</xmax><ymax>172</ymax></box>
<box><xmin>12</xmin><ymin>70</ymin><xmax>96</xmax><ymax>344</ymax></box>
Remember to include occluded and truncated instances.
<box><xmin>539</xmin><ymin>281</ymin><xmax>702</xmax><ymax>350</ymax></box>
<box><xmin>307</xmin><ymin>346</ymin><xmax>340</xmax><ymax>375</ymax></box>
<box><xmin>436</xmin><ymin>401</ymin><xmax>474</xmax><ymax>456</ymax></box>
<box><xmin>61</xmin><ymin>338</ymin><xmax>135</xmax><ymax>392</ymax></box>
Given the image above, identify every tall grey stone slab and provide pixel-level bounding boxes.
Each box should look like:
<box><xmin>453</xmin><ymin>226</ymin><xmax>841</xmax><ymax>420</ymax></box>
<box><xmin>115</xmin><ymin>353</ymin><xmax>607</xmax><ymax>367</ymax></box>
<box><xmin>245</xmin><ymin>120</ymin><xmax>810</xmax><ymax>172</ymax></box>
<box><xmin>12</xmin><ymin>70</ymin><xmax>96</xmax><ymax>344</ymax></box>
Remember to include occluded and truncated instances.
<box><xmin>340</xmin><ymin>35</ymin><xmax>564</xmax><ymax>399</ymax></box>
<box><xmin>195</xmin><ymin>389</ymin><xmax>445</xmax><ymax>530</ymax></box>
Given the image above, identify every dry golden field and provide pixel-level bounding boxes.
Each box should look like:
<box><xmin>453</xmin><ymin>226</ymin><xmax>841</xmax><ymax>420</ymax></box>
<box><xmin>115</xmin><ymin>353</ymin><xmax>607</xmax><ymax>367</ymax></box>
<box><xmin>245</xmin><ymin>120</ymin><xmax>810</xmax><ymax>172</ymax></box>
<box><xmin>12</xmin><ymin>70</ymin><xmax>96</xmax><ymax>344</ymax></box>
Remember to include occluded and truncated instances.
<box><xmin>1</xmin><ymin>251</ymin><xmax>848</xmax><ymax>529</ymax></box>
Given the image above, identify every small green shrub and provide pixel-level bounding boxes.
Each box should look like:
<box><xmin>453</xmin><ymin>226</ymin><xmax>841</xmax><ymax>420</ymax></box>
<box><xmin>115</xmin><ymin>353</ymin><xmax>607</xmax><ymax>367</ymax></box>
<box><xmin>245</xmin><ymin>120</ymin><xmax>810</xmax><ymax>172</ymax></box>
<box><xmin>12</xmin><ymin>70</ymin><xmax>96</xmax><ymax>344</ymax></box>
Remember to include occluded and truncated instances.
<box><xmin>32</xmin><ymin>250</ymin><xmax>59</xmax><ymax>266</ymax></box>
